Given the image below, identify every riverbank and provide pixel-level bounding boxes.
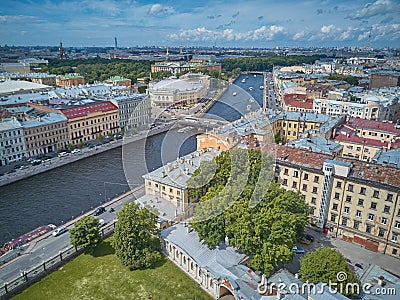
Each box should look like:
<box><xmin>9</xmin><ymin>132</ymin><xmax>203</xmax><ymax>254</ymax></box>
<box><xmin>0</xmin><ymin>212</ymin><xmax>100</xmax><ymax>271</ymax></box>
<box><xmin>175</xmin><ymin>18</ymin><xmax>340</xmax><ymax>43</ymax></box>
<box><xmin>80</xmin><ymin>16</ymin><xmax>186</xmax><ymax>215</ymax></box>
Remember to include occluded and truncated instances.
<box><xmin>0</xmin><ymin>123</ymin><xmax>175</xmax><ymax>187</ymax></box>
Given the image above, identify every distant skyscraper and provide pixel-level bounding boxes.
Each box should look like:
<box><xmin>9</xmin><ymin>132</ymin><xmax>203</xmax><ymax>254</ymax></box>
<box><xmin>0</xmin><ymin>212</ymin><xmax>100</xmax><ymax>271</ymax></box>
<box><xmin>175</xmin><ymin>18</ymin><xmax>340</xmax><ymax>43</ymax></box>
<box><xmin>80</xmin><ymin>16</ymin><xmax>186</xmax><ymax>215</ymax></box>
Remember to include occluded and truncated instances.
<box><xmin>114</xmin><ymin>37</ymin><xmax>118</xmax><ymax>49</ymax></box>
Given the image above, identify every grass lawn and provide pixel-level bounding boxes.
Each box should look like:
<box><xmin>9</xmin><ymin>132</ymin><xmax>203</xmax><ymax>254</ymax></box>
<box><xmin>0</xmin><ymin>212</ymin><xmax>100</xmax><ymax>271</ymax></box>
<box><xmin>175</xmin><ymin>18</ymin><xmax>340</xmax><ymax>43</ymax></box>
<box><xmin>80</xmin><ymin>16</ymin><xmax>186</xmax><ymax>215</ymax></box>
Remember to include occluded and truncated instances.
<box><xmin>13</xmin><ymin>239</ymin><xmax>212</xmax><ymax>300</ymax></box>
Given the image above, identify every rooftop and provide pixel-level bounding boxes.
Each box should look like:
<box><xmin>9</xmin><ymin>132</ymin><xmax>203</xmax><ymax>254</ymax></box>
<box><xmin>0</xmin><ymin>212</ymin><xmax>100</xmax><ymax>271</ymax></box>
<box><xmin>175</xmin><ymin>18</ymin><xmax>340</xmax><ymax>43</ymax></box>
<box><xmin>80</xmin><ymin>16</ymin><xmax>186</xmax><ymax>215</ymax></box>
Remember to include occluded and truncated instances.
<box><xmin>0</xmin><ymin>80</ymin><xmax>51</xmax><ymax>96</ymax></box>
<box><xmin>21</xmin><ymin>112</ymin><xmax>67</xmax><ymax>128</ymax></box>
<box><xmin>372</xmin><ymin>148</ymin><xmax>400</xmax><ymax>169</ymax></box>
<box><xmin>0</xmin><ymin>117</ymin><xmax>22</xmax><ymax>132</ymax></box>
<box><xmin>59</xmin><ymin>101</ymin><xmax>118</xmax><ymax>119</ymax></box>
<box><xmin>287</xmin><ymin>136</ymin><xmax>343</xmax><ymax>155</ymax></box>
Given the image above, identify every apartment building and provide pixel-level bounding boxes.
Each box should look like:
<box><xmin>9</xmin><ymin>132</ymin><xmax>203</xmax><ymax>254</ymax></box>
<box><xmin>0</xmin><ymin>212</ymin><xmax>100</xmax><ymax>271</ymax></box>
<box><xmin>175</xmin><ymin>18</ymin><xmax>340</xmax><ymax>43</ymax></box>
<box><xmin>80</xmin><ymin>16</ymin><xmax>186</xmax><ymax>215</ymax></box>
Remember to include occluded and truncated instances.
<box><xmin>105</xmin><ymin>76</ymin><xmax>132</xmax><ymax>89</ymax></box>
<box><xmin>0</xmin><ymin>117</ymin><xmax>26</xmax><ymax>166</ymax></box>
<box><xmin>282</xmin><ymin>93</ymin><xmax>314</xmax><ymax>113</ymax></box>
<box><xmin>271</xmin><ymin>144</ymin><xmax>400</xmax><ymax>258</ymax></box>
<box><xmin>333</xmin><ymin>117</ymin><xmax>400</xmax><ymax>162</ymax></box>
<box><xmin>21</xmin><ymin>112</ymin><xmax>69</xmax><ymax>157</ymax></box>
<box><xmin>56</xmin><ymin>74</ymin><xmax>85</xmax><ymax>87</ymax></box>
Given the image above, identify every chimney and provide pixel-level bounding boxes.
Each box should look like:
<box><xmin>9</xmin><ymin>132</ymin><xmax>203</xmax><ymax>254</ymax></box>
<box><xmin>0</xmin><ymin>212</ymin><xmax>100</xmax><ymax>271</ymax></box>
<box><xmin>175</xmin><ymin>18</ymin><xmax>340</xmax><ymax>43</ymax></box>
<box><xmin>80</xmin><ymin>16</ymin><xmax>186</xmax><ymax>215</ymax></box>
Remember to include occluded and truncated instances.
<box><xmin>184</xmin><ymin>168</ymin><xmax>189</xmax><ymax>175</ymax></box>
<box><xmin>378</xmin><ymin>276</ymin><xmax>385</xmax><ymax>287</ymax></box>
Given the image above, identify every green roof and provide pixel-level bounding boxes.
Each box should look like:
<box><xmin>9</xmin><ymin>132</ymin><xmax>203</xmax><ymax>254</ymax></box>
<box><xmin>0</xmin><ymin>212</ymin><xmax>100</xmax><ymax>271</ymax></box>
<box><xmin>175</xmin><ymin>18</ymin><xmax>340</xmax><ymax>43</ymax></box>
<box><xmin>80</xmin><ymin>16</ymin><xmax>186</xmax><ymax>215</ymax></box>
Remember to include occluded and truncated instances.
<box><xmin>108</xmin><ymin>76</ymin><xmax>130</xmax><ymax>82</ymax></box>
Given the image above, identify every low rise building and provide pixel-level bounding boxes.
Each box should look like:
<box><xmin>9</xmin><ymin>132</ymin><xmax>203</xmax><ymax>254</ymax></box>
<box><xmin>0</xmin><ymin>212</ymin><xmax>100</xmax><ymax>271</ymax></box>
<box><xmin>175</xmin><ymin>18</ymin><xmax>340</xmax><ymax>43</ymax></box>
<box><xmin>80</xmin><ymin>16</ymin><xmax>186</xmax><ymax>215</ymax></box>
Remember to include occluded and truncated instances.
<box><xmin>0</xmin><ymin>80</ymin><xmax>52</xmax><ymax>97</ymax></box>
<box><xmin>21</xmin><ymin>112</ymin><xmax>69</xmax><ymax>157</ymax></box>
<box><xmin>370</xmin><ymin>72</ymin><xmax>400</xmax><ymax>89</ymax></box>
<box><xmin>30</xmin><ymin>74</ymin><xmax>57</xmax><ymax>86</ymax></box>
<box><xmin>151</xmin><ymin>60</ymin><xmax>221</xmax><ymax>75</ymax></box>
<box><xmin>0</xmin><ymin>117</ymin><xmax>26</xmax><ymax>166</ymax></box>
<box><xmin>56</xmin><ymin>74</ymin><xmax>85</xmax><ymax>87</ymax></box>
<box><xmin>105</xmin><ymin>76</ymin><xmax>132</xmax><ymax>89</ymax></box>
<box><xmin>282</xmin><ymin>93</ymin><xmax>314</xmax><ymax>113</ymax></box>
<box><xmin>110</xmin><ymin>94</ymin><xmax>151</xmax><ymax>130</ymax></box>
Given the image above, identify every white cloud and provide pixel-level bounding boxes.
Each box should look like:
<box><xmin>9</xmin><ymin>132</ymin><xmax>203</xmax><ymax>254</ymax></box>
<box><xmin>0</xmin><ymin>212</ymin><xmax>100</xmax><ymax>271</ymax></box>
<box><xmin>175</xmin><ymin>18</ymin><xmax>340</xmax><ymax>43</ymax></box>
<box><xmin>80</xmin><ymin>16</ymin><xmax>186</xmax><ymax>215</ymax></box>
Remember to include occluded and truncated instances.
<box><xmin>148</xmin><ymin>4</ymin><xmax>174</xmax><ymax>16</ymax></box>
<box><xmin>348</xmin><ymin>0</ymin><xmax>400</xmax><ymax>20</ymax></box>
<box><xmin>293</xmin><ymin>31</ymin><xmax>305</xmax><ymax>40</ymax></box>
<box><xmin>321</xmin><ymin>24</ymin><xmax>335</xmax><ymax>33</ymax></box>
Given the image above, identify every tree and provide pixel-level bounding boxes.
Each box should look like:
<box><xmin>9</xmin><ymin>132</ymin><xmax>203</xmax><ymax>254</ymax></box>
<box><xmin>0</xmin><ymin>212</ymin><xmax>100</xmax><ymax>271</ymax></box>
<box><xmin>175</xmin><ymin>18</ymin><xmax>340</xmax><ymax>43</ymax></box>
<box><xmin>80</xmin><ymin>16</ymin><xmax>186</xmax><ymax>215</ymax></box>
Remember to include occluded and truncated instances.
<box><xmin>190</xmin><ymin>150</ymin><xmax>309</xmax><ymax>275</ymax></box>
<box><xmin>299</xmin><ymin>248</ymin><xmax>360</xmax><ymax>296</ymax></box>
<box><xmin>70</xmin><ymin>216</ymin><xmax>101</xmax><ymax>252</ymax></box>
<box><xmin>67</xmin><ymin>143</ymin><xmax>75</xmax><ymax>151</ymax></box>
<box><xmin>113</xmin><ymin>202</ymin><xmax>161</xmax><ymax>270</ymax></box>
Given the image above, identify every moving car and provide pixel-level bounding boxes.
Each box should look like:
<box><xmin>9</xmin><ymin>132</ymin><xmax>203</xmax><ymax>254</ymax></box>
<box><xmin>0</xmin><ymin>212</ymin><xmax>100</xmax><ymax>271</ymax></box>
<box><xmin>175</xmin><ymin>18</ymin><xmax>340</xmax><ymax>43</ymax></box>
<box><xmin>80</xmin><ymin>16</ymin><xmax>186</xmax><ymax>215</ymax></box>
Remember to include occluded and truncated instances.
<box><xmin>300</xmin><ymin>237</ymin><xmax>311</xmax><ymax>245</ymax></box>
<box><xmin>291</xmin><ymin>246</ymin><xmax>305</xmax><ymax>254</ymax></box>
<box><xmin>52</xmin><ymin>226</ymin><xmax>68</xmax><ymax>237</ymax></box>
<box><xmin>305</xmin><ymin>234</ymin><xmax>315</xmax><ymax>242</ymax></box>
<box><xmin>93</xmin><ymin>206</ymin><xmax>106</xmax><ymax>216</ymax></box>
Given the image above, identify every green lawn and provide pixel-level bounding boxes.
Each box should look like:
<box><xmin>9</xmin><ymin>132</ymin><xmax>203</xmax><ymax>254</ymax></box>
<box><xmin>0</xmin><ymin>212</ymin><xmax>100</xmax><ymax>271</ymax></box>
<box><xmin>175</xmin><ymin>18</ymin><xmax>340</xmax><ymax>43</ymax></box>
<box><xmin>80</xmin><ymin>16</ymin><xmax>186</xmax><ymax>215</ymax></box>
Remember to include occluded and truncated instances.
<box><xmin>13</xmin><ymin>239</ymin><xmax>212</xmax><ymax>300</ymax></box>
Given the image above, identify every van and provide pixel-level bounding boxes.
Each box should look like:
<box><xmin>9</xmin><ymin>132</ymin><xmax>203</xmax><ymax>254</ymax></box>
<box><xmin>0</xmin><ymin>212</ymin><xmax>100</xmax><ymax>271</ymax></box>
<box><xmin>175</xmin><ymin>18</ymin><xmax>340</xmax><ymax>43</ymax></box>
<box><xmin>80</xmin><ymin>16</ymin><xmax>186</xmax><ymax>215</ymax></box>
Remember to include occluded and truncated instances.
<box><xmin>52</xmin><ymin>226</ymin><xmax>68</xmax><ymax>237</ymax></box>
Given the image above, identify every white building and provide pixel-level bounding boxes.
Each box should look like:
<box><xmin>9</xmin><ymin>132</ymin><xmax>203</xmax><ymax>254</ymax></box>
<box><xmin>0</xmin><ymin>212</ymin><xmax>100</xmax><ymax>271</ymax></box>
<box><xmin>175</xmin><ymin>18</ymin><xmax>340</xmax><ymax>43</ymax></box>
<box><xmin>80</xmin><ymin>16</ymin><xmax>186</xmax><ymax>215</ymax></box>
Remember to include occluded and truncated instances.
<box><xmin>110</xmin><ymin>94</ymin><xmax>151</xmax><ymax>130</ymax></box>
<box><xmin>0</xmin><ymin>117</ymin><xmax>26</xmax><ymax>166</ymax></box>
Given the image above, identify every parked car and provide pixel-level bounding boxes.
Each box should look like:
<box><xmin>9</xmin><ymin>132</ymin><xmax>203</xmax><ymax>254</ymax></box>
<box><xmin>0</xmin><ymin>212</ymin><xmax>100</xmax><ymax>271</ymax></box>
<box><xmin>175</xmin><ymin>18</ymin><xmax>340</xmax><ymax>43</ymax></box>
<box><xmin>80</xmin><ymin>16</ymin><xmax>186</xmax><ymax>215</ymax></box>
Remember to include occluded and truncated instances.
<box><xmin>31</xmin><ymin>159</ymin><xmax>42</xmax><ymax>166</ymax></box>
<box><xmin>52</xmin><ymin>226</ymin><xmax>68</xmax><ymax>237</ymax></box>
<box><xmin>58</xmin><ymin>152</ymin><xmax>69</xmax><ymax>158</ymax></box>
<box><xmin>93</xmin><ymin>206</ymin><xmax>106</xmax><ymax>216</ymax></box>
<box><xmin>300</xmin><ymin>237</ymin><xmax>311</xmax><ymax>245</ymax></box>
<box><xmin>71</xmin><ymin>149</ymin><xmax>81</xmax><ymax>154</ymax></box>
<box><xmin>291</xmin><ymin>246</ymin><xmax>305</xmax><ymax>254</ymax></box>
<box><xmin>305</xmin><ymin>234</ymin><xmax>315</xmax><ymax>242</ymax></box>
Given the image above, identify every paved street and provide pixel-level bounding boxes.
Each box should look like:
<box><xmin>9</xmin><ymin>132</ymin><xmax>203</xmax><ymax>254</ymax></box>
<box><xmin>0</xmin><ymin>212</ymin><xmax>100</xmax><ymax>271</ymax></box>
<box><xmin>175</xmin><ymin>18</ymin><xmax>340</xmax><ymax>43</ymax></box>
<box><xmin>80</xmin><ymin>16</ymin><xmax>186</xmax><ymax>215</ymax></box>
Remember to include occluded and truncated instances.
<box><xmin>0</xmin><ymin>187</ymin><xmax>145</xmax><ymax>284</ymax></box>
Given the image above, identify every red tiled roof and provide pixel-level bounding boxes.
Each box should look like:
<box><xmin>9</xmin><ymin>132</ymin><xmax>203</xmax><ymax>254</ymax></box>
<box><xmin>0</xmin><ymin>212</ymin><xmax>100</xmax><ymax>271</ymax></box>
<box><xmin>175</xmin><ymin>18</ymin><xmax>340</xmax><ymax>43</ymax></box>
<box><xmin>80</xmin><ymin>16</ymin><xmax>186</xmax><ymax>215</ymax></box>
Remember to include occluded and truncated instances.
<box><xmin>283</xmin><ymin>93</ymin><xmax>313</xmax><ymax>109</ymax></box>
<box><xmin>61</xmin><ymin>101</ymin><xmax>118</xmax><ymax>119</ymax></box>
<box><xmin>334</xmin><ymin>133</ymin><xmax>400</xmax><ymax>149</ymax></box>
<box><xmin>347</xmin><ymin>117</ymin><xmax>400</xmax><ymax>134</ymax></box>
<box><xmin>261</xmin><ymin>143</ymin><xmax>400</xmax><ymax>188</ymax></box>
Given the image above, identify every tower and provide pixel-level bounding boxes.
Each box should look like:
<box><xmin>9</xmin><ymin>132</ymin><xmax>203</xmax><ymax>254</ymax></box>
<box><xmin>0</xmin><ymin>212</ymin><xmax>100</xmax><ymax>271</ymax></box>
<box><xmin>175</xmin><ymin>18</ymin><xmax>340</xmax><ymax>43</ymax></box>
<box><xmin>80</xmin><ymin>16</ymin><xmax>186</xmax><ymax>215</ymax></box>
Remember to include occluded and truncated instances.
<box><xmin>179</xmin><ymin>38</ymin><xmax>183</xmax><ymax>55</ymax></box>
<box><xmin>114</xmin><ymin>37</ymin><xmax>118</xmax><ymax>49</ymax></box>
<box><xmin>59</xmin><ymin>41</ymin><xmax>66</xmax><ymax>60</ymax></box>
<box><xmin>166</xmin><ymin>47</ymin><xmax>169</xmax><ymax>60</ymax></box>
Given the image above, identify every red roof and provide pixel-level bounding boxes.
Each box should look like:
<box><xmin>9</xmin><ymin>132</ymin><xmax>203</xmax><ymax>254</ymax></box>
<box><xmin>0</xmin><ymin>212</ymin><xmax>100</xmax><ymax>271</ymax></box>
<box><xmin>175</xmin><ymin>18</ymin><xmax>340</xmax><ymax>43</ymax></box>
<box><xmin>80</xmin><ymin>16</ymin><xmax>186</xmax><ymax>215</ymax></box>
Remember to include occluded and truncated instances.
<box><xmin>61</xmin><ymin>101</ymin><xmax>118</xmax><ymax>119</ymax></box>
<box><xmin>347</xmin><ymin>117</ymin><xmax>400</xmax><ymax>134</ymax></box>
<box><xmin>284</xmin><ymin>93</ymin><xmax>313</xmax><ymax>109</ymax></box>
<box><xmin>334</xmin><ymin>133</ymin><xmax>400</xmax><ymax>148</ymax></box>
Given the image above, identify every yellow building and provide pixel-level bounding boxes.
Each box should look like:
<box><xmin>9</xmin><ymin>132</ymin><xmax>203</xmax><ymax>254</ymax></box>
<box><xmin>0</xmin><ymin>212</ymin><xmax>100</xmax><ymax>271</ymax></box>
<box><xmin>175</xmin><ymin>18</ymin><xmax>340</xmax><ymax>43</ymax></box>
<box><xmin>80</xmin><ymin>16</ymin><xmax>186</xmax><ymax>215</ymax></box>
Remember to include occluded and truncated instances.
<box><xmin>56</xmin><ymin>74</ymin><xmax>85</xmax><ymax>87</ymax></box>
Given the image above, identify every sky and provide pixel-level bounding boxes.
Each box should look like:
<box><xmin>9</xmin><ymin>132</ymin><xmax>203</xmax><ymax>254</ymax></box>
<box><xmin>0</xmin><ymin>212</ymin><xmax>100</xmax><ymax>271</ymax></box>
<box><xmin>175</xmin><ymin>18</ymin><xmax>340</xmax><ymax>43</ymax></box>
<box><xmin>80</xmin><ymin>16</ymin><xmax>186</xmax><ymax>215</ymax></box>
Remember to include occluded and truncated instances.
<box><xmin>0</xmin><ymin>0</ymin><xmax>399</xmax><ymax>48</ymax></box>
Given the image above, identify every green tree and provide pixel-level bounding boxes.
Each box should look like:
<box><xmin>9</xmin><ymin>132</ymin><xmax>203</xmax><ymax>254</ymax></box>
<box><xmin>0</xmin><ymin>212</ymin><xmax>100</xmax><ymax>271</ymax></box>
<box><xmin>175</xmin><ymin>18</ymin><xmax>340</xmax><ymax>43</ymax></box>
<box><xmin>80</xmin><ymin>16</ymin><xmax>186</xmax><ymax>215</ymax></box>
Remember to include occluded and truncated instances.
<box><xmin>67</xmin><ymin>143</ymin><xmax>75</xmax><ymax>151</ymax></box>
<box><xmin>70</xmin><ymin>216</ymin><xmax>101</xmax><ymax>252</ymax></box>
<box><xmin>299</xmin><ymin>248</ymin><xmax>360</xmax><ymax>296</ymax></box>
<box><xmin>98</xmin><ymin>134</ymin><xmax>104</xmax><ymax>144</ymax></box>
<box><xmin>113</xmin><ymin>202</ymin><xmax>161</xmax><ymax>270</ymax></box>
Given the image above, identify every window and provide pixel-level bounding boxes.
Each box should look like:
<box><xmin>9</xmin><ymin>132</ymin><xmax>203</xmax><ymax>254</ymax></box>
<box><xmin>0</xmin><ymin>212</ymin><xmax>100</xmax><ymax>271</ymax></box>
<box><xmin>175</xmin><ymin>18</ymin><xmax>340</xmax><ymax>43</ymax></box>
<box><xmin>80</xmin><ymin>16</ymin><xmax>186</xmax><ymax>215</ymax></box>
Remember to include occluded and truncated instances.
<box><xmin>336</xmin><ymin>181</ymin><xmax>342</xmax><ymax>188</ymax></box>
<box><xmin>392</xmin><ymin>249</ymin><xmax>397</xmax><ymax>255</ymax></box>
<box><xmin>373</xmin><ymin>190</ymin><xmax>380</xmax><ymax>198</ymax></box>
<box><xmin>169</xmin><ymin>188</ymin><xmax>173</xmax><ymax>193</ymax></box>
<box><xmin>331</xmin><ymin>214</ymin><xmax>337</xmax><ymax>222</ymax></box>
<box><xmin>368</xmin><ymin>214</ymin><xmax>374</xmax><ymax>221</ymax></box>
<box><xmin>342</xmin><ymin>218</ymin><xmax>348</xmax><ymax>226</ymax></box>
<box><xmin>344</xmin><ymin>207</ymin><xmax>350</xmax><ymax>214</ymax></box>
<box><xmin>358</xmin><ymin>199</ymin><xmax>364</xmax><ymax>207</ymax></box>
<box><xmin>378</xmin><ymin>228</ymin><xmax>385</xmax><ymax>238</ymax></box>
<box><xmin>292</xmin><ymin>182</ymin><xmax>297</xmax><ymax>189</ymax></box>
<box><xmin>332</xmin><ymin>204</ymin><xmax>338</xmax><ymax>211</ymax></box>
<box><xmin>354</xmin><ymin>221</ymin><xmax>360</xmax><ymax>230</ymax></box>
<box><xmin>356</xmin><ymin>210</ymin><xmax>362</xmax><ymax>218</ymax></box>
<box><xmin>360</xmin><ymin>187</ymin><xmax>366</xmax><ymax>195</ymax></box>
<box><xmin>347</xmin><ymin>184</ymin><xmax>354</xmax><ymax>192</ymax></box>
<box><xmin>309</xmin><ymin>206</ymin><xmax>315</xmax><ymax>214</ymax></box>
<box><xmin>370</xmin><ymin>202</ymin><xmax>377</xmax><ymax>210</ymax></box>
<box><xmin>346</xmin><ymin>196</ymin><xmax>352</xmax><ymax>203</ymax></box>
<box><xmin>282</xmin><ymin>179</ymin><xmax>288</xmax><ymax>186</ymax></box>
<box><xmin>386</xmin><ymin>194</ymin><xmax>393</xmax><ymax>202</ymax></box>
<box><xmin>284</xmin><ymin>168</ymin><xmax>289</xmax><ymax>175</ymax></box>
<box><xmin>398</xmin><ymin>209</ymin><xmax>400</xmax><ymax>217</ymax></box>
<box><xmin>293</xmin><ymin>170</ymin><xmax>299</xmax><ymax>178</ymax></box>
<box><xmin>314</xmin><ymin>176</ymin><xmax>319</xmax><ymax>183</ymax></box>
<box><xmin>302</xmin><ymin>184</ymin><xmax>307</xmax><ymax>192</ymax></box>
<box><xmin>392</xmin><ymin>234</ymin><xmax>398</xmax><ymax>243</ymax></box>
<box><xmin>312</xmin><ymin>187</ymin><xmax>318</xmax><ymax>194</ymax></box>
<box><xmin>334</xmin><ymin>192</ymin><xmax>340</xmax><ymax>200</ymax></box>
<box><xmin>303</xmin><ymin>173</ymin><xmax>309</xmax><ymax>180</ymax></box>
<box><xmin>366</xmin><ymin>224</ymin><xmax>372</xmax><ymax>233</ymax></box>
<box><xmin>383</xmin><ymin>205</ymin><xmax>390</xmax><ymax>214</ymax></box>
<box><xmin>311</xmin><ymin>197</ymin><xmax>316</xmax><ymax>205</ymax></box>
<box><xmin>395</xmin><ymin>221</ymin><xmax>400</xmax><ymax>229</ymax></box>
<box><xmin>381</xmin><ymin>217</ymin><xmax>388</xmax><ymax>225</ymax></box>
<box><xmin>162</xmin><ymin>186</ymin><xmax>165</xmax><ymax>191</ymax></box>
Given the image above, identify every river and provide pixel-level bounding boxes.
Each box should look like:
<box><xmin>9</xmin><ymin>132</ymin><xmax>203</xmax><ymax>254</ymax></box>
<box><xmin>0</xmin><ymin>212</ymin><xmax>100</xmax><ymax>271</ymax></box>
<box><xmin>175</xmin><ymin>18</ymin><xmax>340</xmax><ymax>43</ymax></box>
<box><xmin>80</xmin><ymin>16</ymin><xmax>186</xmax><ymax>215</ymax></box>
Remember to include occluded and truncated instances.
<box><xmin>0</xmin><ymin>74</ymin><xmax>264</xmax><ymax>245</ymax></box>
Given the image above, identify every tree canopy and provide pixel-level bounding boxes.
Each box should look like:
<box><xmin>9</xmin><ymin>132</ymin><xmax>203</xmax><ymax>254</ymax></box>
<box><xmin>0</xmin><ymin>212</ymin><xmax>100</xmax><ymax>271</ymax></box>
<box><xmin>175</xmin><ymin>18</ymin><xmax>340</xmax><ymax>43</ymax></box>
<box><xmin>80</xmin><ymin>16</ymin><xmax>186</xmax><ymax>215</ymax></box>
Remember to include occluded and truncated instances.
<box><xmin>113</xmin><ymin>202</ymin><xmax>161</xmax><ymax>270</ymax></box>
<box><xmin>69</xmin><ymin>216</ymin><xmax>101</xmax><ymax>251</ymax></box>
<box><xmin>299</xmin><ymin>248</ymin><xmax>360</xmax><ymax>296</ymax></box>
<box><xmin>189</xmin><ymin>149</ymin><xmax>309</xmax><ymax>275</ymax></box>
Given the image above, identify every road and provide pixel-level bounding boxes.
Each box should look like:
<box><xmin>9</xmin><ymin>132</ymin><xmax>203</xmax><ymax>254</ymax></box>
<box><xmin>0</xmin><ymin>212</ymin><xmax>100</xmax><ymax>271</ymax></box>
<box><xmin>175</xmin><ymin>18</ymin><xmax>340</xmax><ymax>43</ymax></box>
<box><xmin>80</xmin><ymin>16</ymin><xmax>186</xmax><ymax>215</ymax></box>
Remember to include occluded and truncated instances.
<box><xmin>0</xmin><ymin>187</ymin><xmax>145</xmax><ymax>284</ymax></box>
<box><xmin>264</xmin><ymin>72</ymin><xmax>278</xmax><ymax>110</ymax></box>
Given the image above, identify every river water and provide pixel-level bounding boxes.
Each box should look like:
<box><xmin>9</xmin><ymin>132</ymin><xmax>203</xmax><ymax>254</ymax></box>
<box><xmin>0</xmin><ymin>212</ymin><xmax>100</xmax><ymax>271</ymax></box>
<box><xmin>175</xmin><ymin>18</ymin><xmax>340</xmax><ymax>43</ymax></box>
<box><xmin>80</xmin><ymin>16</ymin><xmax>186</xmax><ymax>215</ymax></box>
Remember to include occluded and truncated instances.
<box><xmin>0</xmin><ymin>74</ymin><xmax>264</xmax><ymax>244</ymax></box>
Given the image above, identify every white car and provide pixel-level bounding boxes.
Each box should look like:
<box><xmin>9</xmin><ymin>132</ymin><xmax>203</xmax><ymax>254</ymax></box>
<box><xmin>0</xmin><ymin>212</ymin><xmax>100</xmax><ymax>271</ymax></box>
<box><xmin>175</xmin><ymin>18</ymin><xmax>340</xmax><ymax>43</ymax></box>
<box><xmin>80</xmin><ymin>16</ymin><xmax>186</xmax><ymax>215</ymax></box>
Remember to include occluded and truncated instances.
<box><xmin>52</xmin><ymin>226</ymin><xmax>68</xmax><ymax>237</ymax></box>
<box><xmin>58</xmin><ymin>152</ymin><xmax>69</xmax><ymax>158</ymax></box>
<box><xmin>71</xmin><ymin>149</ymin><xmax>81</xmax><ymax>154</ymax></box>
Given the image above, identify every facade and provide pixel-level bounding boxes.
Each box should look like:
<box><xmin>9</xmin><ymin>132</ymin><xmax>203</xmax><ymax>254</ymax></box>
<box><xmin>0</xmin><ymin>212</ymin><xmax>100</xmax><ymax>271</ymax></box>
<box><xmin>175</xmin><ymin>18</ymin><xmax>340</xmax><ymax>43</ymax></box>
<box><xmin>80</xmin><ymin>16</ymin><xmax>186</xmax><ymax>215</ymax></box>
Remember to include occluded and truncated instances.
<box><xmin>21</xmin><ymin>113</ymin><xmax>69</xmax><ymax>157</ymax></box>
<box><xmin>370</xmin><ymin>73</ymin><xmax>400</xmax><ymax>89</ymax></box>
<box><xmin>56</xmin><ymin>74</ymin><xmax>85</xmax><ymax>87</ymax></box>
<box><xmin>0</xmin><ymin>117</ymin><xmax>26</xmax><ymax>166</ymax></box>
<box><xmin>333</xmin><ymin>117</ymin><xmax>400</xmax><ymax>162</ymax></box>
<box><xmin>151</xmin><ymin>60</ymin><xmax>221</xmax><ymax>75</ymax></box>
<box><xmin>140</xmin><ymin>148</ymin><xmax>220</xmax><ymax>220</ymax></box>
<box><xmin>0</xmin><ymin>62</ymin><xmax>30</xmax><ymax>74</ymax></box>
<box><xmin>270</xmin><ymin>144</ymin><xmax>400</xmax><ymax>258</ymax></box>
<box><xmin>110</xmin><ymin>94</ymin><xmax>151</xmax><ymax>130</ymax></box>
<box><xmin>148</xmin><ymin>76</ymin><xmax>209</xmax><ymax>108</ymax></box>
<box><xmin>31</xmin><ymin>75</ymin><xmax>57</xmax><ymax>86</ymax></box>
<box><xmin>105</xmin><ymin>76</ymin><xmax>132</xmax><ymax>89</ymax></box>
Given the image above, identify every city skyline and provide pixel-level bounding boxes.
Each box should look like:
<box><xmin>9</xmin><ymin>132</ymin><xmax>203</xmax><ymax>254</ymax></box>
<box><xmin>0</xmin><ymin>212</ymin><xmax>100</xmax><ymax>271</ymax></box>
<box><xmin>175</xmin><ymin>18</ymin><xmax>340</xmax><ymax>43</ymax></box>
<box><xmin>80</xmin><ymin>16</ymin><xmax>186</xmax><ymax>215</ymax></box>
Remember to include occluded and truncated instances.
<box><xmin>1</xmin><ymin>0</ymin><xmax>400</xmax><ymax>48</ymax></box>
